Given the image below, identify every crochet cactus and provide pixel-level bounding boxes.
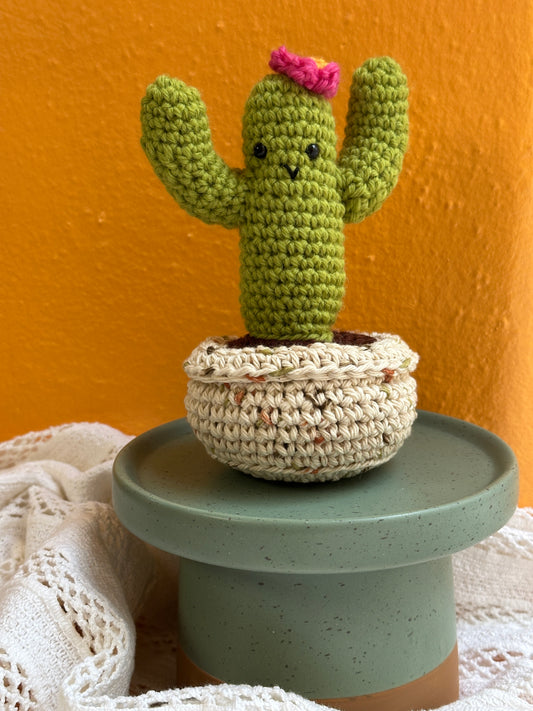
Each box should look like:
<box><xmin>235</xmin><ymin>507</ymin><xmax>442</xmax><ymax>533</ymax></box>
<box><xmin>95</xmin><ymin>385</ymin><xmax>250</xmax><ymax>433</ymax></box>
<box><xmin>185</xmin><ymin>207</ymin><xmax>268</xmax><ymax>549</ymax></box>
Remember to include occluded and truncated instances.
<box><xmin>141</xmin><ymin>47</ymin><xmax>408</xmax><ymax>343</ymax></box>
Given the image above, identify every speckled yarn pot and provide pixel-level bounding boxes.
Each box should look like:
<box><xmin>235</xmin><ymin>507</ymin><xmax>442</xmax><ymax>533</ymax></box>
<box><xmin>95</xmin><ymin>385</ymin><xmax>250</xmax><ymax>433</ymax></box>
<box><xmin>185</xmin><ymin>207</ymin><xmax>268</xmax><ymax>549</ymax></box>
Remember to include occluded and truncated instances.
<box><xmin>183</xmin><ymin>333</ymin><xmax>419</xmax><ymax>482</ymax></box>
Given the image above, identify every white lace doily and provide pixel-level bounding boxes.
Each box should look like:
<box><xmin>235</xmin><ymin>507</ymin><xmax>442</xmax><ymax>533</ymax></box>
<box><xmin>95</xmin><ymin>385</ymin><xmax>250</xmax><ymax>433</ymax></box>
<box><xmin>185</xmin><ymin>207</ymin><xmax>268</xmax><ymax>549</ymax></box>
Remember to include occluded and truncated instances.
<box><xmin>0</xmin><ymin>423</ymin><xmax>531</xmax><ymax>710</ymax></box>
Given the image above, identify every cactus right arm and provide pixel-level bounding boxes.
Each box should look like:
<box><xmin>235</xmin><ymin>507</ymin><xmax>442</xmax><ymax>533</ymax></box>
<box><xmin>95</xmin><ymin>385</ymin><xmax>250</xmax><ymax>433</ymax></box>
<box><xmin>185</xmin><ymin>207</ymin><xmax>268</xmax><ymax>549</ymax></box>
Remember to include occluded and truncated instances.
<box><xmin>337</xmin><ymin>58</ymin><xmax>409</xmax><ymax>225</ymax></box>
<box><xmin>141</xmin><ymin>76</ymin><xmax>244</xmax><ymax>229</ymax></box>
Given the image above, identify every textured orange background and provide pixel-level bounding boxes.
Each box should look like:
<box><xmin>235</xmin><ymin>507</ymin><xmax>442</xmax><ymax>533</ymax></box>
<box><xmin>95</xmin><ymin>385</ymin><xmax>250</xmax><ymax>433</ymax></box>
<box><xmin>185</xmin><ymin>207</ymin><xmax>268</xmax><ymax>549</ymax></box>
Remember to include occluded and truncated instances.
<box><xmin>1</xmin><ymin>1</ymin><xmax>532</xmax><ymax>503</ymax></box>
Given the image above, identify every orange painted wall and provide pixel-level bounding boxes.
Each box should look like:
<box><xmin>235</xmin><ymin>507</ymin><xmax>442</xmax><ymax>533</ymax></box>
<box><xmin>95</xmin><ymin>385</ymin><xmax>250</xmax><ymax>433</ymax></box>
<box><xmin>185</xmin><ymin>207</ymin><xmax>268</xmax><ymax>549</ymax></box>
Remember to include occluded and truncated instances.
<box><xmin>1</xmin><ymin>0</ymin><xmax>532</xmax><ymax>504</ymax></box>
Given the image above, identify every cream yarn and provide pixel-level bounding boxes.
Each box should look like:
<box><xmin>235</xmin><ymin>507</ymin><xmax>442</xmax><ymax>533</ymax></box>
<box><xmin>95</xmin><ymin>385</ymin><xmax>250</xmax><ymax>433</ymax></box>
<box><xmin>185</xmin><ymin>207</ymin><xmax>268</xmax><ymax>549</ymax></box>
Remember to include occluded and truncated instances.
<box><xmin>184</xmin><ymin>333</ymin><xmax>419</xmax><ymax>481</ymax></box>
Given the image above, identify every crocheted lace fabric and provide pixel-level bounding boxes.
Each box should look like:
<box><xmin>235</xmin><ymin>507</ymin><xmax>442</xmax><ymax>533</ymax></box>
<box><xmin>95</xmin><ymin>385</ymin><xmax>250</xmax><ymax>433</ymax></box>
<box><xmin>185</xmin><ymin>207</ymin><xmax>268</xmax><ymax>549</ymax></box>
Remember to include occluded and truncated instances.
<box><xmin>0</xmin><ymin>422</ymin><xmax>531</xmax><ymax>710</ymax></box>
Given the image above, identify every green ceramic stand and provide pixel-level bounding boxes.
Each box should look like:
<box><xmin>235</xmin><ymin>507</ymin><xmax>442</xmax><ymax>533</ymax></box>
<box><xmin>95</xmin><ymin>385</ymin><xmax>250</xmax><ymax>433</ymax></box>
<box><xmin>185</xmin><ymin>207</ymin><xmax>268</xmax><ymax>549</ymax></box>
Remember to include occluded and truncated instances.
<box><xmin>113</xmin><ymin>411</ymin><xmax>518</xmax><ymax>711</ymax></box>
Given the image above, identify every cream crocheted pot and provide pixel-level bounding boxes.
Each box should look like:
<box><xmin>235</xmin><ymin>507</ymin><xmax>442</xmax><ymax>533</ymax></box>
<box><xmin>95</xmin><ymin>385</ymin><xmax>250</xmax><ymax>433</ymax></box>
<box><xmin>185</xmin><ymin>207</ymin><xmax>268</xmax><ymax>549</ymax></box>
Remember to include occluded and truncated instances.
<box><xmin>183</xmin><ymin>333</ymin><xmax>419</xmax><ymax>482</ymax></box>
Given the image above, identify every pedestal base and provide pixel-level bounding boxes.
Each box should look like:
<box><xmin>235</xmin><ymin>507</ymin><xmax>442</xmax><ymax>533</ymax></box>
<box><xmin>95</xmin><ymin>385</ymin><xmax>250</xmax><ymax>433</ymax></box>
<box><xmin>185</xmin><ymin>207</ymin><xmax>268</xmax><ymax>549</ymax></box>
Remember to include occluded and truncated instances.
<box><xmin>113</xmin><ymin>411</ymin><xmax>518</xmax><ymax>709</ymax></box>
<box><xmin>177</xmin><ymin>556</ymin><xmax>458</xmax><ymax>706</ymax></box>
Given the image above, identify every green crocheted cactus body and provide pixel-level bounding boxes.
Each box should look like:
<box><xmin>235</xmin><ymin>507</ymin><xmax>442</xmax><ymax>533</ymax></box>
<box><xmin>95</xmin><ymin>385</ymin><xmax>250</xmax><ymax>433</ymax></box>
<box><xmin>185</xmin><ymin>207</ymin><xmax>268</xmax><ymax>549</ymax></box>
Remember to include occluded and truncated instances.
<box><xmin>240</xmin><ymin>75</ymin><xmax>345</xmax><ymax>342</ymax></box>
<box><xmin>140</xmin><ymin>55</ymin><xmax>409</xmax><ymax>344</ymax></box>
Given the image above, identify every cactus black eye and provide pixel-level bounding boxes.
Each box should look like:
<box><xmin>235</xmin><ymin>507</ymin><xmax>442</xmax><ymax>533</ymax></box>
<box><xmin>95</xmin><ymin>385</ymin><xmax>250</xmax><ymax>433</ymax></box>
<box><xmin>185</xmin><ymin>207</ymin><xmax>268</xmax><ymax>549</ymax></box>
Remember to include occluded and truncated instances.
<box><xmin>305</xmin><ymin>143</ymin><xmax>320</xmax><ymax>160</ymax></box>
<box><xmin>253</xmin><ymin>142</ymin><xmax>268</xmax><ymax>159</ymax></box>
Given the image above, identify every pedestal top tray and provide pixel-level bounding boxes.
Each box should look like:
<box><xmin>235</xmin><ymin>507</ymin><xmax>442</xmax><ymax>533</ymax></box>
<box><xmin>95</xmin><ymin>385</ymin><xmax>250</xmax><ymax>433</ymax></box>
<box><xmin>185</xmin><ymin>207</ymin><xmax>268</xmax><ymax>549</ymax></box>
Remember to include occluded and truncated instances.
<box><xmin>113</xmin><ymin>410</ymin><xmax>518</xmax><ymax>574</ymax></box>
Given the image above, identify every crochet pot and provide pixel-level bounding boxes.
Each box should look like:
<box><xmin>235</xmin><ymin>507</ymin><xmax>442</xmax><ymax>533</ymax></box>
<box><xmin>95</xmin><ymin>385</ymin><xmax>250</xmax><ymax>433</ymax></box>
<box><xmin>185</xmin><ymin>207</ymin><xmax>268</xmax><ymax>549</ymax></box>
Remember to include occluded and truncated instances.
<box><xmin>184</xmin><ymin>332</ymin><xmax>418</xmax><ymax>482</ymax></box>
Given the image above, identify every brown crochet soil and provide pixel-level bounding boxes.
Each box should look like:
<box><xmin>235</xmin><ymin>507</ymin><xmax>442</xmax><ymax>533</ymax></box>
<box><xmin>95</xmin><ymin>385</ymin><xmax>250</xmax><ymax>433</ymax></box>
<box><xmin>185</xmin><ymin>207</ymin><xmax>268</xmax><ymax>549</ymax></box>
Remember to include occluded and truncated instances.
<box><xmin>226</xmin><ymin>331</ymin><xmax>377</xmax><ymax>349</ymax></box>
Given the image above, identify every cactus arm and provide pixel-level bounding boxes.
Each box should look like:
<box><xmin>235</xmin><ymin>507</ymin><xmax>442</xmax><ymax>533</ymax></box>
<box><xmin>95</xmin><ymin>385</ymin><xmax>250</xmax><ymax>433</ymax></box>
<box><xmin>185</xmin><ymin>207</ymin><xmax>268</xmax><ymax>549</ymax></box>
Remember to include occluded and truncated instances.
<box><xmin>141</xmin><ymin>75</ymin><xmax>244</xmax><ymax>229</ymax></box>
<box><xmin>337</xmin><ymin>57</ymin><xmax>409</xmax><ymax>224</ymax></box>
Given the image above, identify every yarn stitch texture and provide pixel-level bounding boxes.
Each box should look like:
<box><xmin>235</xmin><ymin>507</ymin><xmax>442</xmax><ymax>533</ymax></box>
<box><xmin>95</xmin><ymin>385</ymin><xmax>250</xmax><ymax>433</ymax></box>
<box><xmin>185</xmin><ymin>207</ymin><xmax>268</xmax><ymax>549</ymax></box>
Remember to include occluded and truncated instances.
<box><xmin>141</xmin><ymin>50</ymin><xmax>409</xmax><ymax>342</ymax></box>
<box><xmin>184</xmin><ymin>333</ymin><xmax>418</xmax><ymax>481</ymax></box>
<box><xmin>268</xmin><ymin>45</ymin><xmax>340</xmax><ymax>98</ymax></box>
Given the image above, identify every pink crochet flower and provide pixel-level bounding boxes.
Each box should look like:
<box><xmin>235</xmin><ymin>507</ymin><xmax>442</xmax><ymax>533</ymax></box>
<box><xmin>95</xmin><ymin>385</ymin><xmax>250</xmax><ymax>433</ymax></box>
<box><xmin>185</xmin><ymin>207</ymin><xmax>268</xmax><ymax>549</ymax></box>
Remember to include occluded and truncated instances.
<box><xmin>269</xmin><ymin>46</ymin><xmax>340</xmax><ymax>99</ymax></box>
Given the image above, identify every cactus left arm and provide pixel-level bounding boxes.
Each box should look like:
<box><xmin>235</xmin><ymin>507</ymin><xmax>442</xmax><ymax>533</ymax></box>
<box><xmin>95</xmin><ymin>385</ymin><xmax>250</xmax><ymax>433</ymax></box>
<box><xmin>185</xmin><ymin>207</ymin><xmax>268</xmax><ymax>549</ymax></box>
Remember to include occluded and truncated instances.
<box><xmin>141</xmin><ymin>75</ymin><xmax>244</xmax><ymax>230</ymax></box>
<box><xmin>337</xmin><ymin>57</ymin><xmax>409</xmax><ymax>224</ymax></box>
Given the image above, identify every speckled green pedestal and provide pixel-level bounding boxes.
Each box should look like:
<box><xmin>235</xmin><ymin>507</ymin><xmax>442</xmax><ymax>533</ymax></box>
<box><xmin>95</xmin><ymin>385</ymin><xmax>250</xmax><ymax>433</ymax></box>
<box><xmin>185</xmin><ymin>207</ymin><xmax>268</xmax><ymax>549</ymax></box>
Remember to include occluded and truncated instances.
<box><xmin>113</xmin><ymin>411</ymin><xmax>518</xmax><ymax>709</ymax></box>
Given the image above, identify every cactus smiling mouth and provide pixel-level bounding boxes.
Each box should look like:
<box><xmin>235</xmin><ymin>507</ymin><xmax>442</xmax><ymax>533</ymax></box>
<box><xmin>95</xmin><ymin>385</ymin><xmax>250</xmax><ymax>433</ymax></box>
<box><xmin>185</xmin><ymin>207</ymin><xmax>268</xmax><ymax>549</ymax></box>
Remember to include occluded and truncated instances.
<box><xmin>282</xmin><ymin>164</ymin><xmax>299</xmax><ymax>180</ymax></box>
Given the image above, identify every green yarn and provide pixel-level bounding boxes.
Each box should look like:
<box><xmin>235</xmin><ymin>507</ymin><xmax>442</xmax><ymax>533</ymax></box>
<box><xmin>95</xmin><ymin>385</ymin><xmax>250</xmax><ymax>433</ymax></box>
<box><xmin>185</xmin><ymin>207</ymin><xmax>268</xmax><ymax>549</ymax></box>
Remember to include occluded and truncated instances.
<box><xmin>141</xmin><ymin>57</ymin><xmax>408</xmax><ymax>342</ymax></box>
<box><xmin>239</xmin><ymin>74</ymin><xmax>344</xmax><ymax>342</ymax></box>
<box><xmin>338</xmin><ymin>58</ymin><xmax>409</xmax><ymax>223</ymax></box>
<box><xmin>140</xmin><ymin>76</ymin><xmax>244</xmax><ymax>229</ymax></box>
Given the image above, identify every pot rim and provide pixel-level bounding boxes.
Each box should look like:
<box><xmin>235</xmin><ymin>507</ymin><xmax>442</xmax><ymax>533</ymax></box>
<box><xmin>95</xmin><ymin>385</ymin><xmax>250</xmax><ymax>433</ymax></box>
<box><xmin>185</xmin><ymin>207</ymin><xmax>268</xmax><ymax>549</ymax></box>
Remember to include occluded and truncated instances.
<box><xmin>184</xmin><ymin>331</ymin><xmax>419</xmax><ymax>383</ymax></box>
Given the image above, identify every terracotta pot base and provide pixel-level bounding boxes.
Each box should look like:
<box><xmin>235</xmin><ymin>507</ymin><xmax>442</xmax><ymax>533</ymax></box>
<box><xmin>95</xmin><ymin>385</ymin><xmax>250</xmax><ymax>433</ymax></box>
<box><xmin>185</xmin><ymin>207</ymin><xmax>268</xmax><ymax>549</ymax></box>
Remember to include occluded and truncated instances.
<box><xmin>177</xmin><ymin>643</ymin><xmax>459</xmax><ymax>711</ymax></box>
